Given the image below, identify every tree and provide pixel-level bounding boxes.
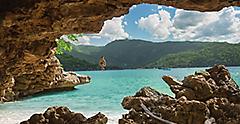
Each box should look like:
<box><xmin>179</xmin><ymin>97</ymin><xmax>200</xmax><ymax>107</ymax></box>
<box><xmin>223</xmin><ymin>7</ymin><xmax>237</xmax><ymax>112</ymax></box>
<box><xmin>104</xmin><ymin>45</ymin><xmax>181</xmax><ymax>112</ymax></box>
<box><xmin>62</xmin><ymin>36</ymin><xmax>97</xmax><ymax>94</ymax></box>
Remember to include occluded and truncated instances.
<box><xmin>55</xmin><ymin>34</ymin><xmax>84</xmax><ymax>54</ymax></box>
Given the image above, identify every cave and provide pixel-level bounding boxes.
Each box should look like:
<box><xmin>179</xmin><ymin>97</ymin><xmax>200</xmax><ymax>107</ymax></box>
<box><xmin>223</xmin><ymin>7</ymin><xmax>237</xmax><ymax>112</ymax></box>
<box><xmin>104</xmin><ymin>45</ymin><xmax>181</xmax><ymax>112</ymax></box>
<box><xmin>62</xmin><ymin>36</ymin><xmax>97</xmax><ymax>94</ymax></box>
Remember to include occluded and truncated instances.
<box><xmin>0</xmin><ymin>0</ymin><xmax>240</xmax><ymax>123</ymax></box>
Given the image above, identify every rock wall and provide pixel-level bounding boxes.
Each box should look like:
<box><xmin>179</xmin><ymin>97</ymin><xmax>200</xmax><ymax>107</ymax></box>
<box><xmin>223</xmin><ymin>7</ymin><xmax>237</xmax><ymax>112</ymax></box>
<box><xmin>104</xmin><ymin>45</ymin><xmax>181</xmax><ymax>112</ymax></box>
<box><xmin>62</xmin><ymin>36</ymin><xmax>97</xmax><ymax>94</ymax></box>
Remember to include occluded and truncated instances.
<box><xmin>0</xmin><ymin>0</ymin><xmax>240</xmax><ymax>102</ymax></box>
<box><xmin>120</xmin><ymin>65</ymin><xmax>240</xmax><ymax>124</ymax></box>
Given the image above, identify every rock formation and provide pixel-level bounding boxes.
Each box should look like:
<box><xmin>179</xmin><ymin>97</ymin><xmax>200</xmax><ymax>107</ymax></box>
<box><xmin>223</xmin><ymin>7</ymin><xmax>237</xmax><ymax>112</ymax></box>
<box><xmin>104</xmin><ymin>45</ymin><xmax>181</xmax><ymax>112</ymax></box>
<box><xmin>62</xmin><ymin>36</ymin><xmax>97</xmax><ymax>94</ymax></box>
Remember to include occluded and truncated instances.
<box><xmin>20</xmin><ymin>106</ymin><xmax>108</xmax><ymax>124</ymax></box>
<box><xmin>0</xmin><ymin>49</ymin><xmax>91</xmax><ymax>102</ymax></box>
<box><xmin>0</xmin><ymin>0</ymin><xmax>240</xmax><ymax>102</ymax></box>
<box><xmin>120</xmin><ymin>65</ymin><xmax>240</xmax><ymax>124</ymax></box>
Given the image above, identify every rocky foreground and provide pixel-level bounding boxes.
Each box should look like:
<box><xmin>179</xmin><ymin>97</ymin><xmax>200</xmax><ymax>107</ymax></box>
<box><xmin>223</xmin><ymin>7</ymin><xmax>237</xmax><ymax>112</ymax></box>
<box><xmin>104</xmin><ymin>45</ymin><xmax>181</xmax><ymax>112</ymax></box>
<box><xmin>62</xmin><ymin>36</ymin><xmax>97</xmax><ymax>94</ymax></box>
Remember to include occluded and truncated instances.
<box><xmin>0</xmin><ymin>0</ymin><xmax>240</xmax><ymax>104</ymax></box>
<box><xmin>120</xmin><ymin>65</ymin><xmax>240</xmax><ymax>124</ymax></box>
<box><xmin>21</xmin><ymin>65</ymin><xmax>240</xmax><ymax>124</ymax></box>
<box><xmin>20</xmin><ymin>106</ymin><xmax>108</xmax><ymax>124</ymax></box>
<box><xmin>0</xmin><ymin>0</ymin><xmax>240</xmax><ymax>107</ymax></box>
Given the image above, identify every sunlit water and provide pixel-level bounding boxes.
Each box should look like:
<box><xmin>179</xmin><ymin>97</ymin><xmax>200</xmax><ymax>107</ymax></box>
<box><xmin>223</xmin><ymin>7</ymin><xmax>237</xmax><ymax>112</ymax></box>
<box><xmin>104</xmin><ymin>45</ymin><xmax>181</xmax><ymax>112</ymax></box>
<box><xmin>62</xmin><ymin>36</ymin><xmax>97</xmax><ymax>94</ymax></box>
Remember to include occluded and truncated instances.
<box><xmin>1</xmin><ymin>67</ymin><xmax>240</xmax><ymax>124</ymax></box>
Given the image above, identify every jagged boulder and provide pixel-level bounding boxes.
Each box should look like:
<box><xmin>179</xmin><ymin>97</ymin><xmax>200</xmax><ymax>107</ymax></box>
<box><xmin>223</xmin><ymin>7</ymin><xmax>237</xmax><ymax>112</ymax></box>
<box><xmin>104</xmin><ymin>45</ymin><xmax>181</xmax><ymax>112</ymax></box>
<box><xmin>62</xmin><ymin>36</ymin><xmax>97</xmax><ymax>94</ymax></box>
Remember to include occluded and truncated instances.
<box><xmin>120</xmin><ymin>65</ymin><xmax>240</xmax><ymax>124</ymax></box>
<box><xmin>120</xmin><ymin>87</ymin><xmax>210</xmax><ymax>124</ymax></box>
<box><xmin>163</xmin><ymin>65</ymin><xmax>240</xmax><ymax>102</ymax></box>
<box><xmin>20</xmin><ymin>106</ymin><xmax>108</xmax><ymax>124</ymax></box>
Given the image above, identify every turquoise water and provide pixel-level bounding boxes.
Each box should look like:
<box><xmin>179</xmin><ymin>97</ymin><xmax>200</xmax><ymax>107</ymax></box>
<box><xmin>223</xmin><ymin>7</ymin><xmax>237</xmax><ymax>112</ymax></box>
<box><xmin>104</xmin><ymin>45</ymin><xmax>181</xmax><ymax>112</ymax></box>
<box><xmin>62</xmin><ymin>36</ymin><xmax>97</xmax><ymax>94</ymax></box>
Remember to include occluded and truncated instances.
<box><xmin>1</xmin><ymin>67</ymin><xmax>240</xmax><ymax>124</ymax></box>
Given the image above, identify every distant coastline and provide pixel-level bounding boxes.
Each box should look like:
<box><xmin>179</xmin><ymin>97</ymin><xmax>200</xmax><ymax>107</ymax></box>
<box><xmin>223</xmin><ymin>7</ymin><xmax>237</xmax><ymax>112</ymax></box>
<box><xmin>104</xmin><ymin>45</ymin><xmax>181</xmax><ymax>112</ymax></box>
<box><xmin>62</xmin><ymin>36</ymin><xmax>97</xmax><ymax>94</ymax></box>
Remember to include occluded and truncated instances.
<box><xmin>57</xmin><ymin>39</ymin><xmax>240</xmax><ymax>71</ymax></box>
<box><xmin>63</xmin><ymin>65</ymin><xmax>240</xmax><ymax>72</ymax></box>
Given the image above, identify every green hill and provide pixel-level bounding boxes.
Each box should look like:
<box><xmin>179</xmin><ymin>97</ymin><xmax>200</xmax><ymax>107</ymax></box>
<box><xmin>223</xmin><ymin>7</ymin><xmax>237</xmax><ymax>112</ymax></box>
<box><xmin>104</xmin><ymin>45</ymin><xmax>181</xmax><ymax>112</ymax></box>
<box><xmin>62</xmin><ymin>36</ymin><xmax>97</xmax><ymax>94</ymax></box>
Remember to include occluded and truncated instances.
<box><xmin>56</xmin><ymin>54</ymin><xmax>98</xmax><ymax>71</ymax></box>
<box><xmin>57</xmin><ymin>39</ymin><xmax>240</xmax><ymax>70</ymax></box>
<box><xmin>147</xmin><ymin>42</ymin><xmax>240</xmax><ymax>68</ymax></box>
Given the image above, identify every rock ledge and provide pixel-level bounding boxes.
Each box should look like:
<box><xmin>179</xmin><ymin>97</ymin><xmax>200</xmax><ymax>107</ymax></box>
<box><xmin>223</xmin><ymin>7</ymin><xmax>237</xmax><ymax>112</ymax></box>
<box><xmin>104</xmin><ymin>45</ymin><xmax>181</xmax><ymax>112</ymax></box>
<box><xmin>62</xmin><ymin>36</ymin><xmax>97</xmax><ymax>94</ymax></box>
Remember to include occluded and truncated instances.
<box><xmin>0</xmin><ymin>55</ymin><xmax>91</xmax><ymax>103</ymax></box>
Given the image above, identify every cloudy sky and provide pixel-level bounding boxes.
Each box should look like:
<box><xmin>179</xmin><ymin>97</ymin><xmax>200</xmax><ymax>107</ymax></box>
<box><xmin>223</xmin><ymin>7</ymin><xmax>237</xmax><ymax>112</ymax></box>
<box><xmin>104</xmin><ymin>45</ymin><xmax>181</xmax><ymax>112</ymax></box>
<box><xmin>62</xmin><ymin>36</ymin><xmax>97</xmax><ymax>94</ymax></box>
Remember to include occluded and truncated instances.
<box><xmin>65</xmin><ymin>4</ymin><xmax>240</xmax><ymax>46</ymax></box>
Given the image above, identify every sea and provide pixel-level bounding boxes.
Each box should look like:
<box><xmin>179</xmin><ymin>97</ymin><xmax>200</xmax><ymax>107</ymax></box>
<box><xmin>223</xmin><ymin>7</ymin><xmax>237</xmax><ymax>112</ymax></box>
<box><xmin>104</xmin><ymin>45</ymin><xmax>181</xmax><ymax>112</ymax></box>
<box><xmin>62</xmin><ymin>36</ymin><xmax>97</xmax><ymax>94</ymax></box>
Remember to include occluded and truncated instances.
<box><xmin>1</xmin><ymin>67</ymin><xmax>240</xmax><ymax>124</ymax></box>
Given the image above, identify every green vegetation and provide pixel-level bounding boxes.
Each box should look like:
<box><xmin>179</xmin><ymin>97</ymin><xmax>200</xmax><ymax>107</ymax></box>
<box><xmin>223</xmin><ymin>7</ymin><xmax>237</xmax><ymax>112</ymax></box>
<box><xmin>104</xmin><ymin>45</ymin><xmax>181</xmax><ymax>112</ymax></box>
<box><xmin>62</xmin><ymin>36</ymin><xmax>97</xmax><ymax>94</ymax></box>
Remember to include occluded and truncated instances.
<box><xmin>57</xmin><ymin>54</ymin><xmax>122</xmax><ymax>71</ymax></box>
<box><xmin>67</xmin><ymin>34</ymin><xmax>83</xmax><ymax>41</ymax></box>
<box><xmin>56</xmin><ymin>39</ymin><xmax>72</xmax><ymax>55</ymax></box>
<box><xmin>63</xmin><ymin>40</ymin><xmax>209</xmax><ymax>68</ymax></box>
<box><xmin>148</xmin><ymin>43</ymin><xmax>240</xmax><ymax>68</ymax></box>
<box><xmin>56</xmin><ymin>54</ymin><xmax>98</xmax><ymax>71</ymax></box>
<box><xmin>57</xmin><ymin>39</ymin><xmax>240</xmax><ymax>70</ymax></box>
<box><xmin>55</xmin><ymin>34</ymin><xmax>84</xmax><ymax>55</ymax></box>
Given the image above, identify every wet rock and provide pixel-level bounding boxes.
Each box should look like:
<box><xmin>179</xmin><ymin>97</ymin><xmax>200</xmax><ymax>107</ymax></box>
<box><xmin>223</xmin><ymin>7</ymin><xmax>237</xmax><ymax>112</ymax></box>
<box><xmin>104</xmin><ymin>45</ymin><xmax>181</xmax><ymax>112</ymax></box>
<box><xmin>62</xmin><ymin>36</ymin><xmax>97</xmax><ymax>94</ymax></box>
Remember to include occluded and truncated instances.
<box><xmin>120</xmin><ymin>65</ymin><xmax>240</xmax><ymax>124</ymax></box>
<box><xmin>20</xmin><ymin>106</ymin><xmax>108</xmax><ymax>124</ymax></box>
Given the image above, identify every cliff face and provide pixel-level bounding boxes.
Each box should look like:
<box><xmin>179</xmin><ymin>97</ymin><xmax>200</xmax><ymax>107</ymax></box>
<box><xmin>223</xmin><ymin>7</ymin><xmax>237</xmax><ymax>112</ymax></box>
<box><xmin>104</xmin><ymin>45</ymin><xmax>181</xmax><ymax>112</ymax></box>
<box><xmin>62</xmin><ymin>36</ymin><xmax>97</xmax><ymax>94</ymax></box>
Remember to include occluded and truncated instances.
<box><xmin>0</xmin><ymin>0</ymin><xmax>239</xmax><ymax>102</ymax></box>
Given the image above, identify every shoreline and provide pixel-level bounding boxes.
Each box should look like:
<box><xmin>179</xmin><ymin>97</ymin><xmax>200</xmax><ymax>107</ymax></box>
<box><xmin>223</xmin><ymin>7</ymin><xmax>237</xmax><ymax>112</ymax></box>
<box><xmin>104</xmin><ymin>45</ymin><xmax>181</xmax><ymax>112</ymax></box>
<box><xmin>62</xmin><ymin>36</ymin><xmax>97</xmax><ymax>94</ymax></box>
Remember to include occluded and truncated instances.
<box><xmin>0</xmin><ymin>108</ymin><xmax>124</xmax><ymax>124</ymax></box>
<box><xmin>1</xmin><ymin>66</ymin><xmax>240</xmax><ymax>124</ymax></box>
<box><xmin>67</xmin><ymin>65</ymin><xmax>240</xmax><ymax>72</ymax></box>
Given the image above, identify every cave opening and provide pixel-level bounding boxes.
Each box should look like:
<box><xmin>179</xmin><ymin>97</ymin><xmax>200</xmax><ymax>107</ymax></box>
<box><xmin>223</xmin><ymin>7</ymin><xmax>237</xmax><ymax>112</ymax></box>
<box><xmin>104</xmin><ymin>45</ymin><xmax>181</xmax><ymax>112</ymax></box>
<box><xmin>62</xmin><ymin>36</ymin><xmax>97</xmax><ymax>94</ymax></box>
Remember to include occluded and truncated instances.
<box><xmin>56</xmin><ymin>3</ymin><xmax>240</xmax><ymax>71</ymax></box>
<box><xmin>0</xmin><ymin>1</ymin><xmax>240</xmax><ymax>124</ymax></box>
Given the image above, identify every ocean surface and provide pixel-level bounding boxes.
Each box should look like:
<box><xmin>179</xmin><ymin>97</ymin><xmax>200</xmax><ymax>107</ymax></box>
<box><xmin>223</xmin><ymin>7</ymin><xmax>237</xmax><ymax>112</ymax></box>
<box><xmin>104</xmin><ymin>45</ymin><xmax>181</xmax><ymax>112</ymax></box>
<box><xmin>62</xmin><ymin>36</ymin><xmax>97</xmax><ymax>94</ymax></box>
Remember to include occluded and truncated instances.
<box><xmin>1</xmin><ymin>67</ymin><xmax>240</xmax><ymax>124</ymax></box>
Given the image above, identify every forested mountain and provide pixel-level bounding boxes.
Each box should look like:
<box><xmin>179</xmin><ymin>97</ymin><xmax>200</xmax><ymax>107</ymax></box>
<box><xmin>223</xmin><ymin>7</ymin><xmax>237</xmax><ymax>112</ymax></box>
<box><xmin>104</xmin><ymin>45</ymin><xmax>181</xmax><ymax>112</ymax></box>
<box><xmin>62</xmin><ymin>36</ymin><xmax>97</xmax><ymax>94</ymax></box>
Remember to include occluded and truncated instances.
<box><xmin>57</xmin><ymin>39</ymin><xmax>240</xmax><ymax>70</ymax></box>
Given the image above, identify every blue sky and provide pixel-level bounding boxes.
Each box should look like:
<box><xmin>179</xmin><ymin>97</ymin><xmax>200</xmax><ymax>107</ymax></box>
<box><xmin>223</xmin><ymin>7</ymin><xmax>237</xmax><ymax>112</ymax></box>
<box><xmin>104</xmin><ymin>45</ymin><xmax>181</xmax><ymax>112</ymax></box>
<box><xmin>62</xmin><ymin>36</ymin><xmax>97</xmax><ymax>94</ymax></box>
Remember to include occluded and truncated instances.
<box><xmin>124</xmin><ymin>4</ymin><xmax>176</xmax><ymax>41</ymax></box>
<box><xmin>64</xmin><ymin>4</ymin><xmax>240</xmax><ymax>46</ymax></box>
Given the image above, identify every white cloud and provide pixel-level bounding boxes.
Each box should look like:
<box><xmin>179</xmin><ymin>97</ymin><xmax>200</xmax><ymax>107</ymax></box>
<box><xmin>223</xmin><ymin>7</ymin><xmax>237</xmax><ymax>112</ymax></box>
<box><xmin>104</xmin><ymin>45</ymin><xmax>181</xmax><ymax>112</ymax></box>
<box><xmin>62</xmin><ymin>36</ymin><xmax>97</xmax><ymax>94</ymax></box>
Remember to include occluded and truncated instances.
<box><xmin>134</xmin><ymin>21</ymin><xmax>138</xmax><ymax>25</ymax></box>
<box><xmin>61</xmin><ymin>16</ymin><xmax>129</xmax><ymax>46</ymax></box>
<box><xmin>89</xmin><ymin>34</ymin><xmax>101</xmax><ymax>39</ymax></box>
<box><xmin>172</xmin><ymin>7</ymin><xmax>240</xmax><ymax>43</ymax></box>
<box><xmin>171</xmin><ymin>9</ymin><xmax>218</xmax><ymax>40</ymax></box>
<box><xmin>137</xmin><ymin>6</ymin><xmax>240</xmax><ymax>43</ymax></box>
<box><xmin>76</xmin><ymin>36</ymin><xmax>91</xmax><ymax>45</ymax></box>
<box><xmin>167</xmin><ymin>6</ymin><xmax>174</xmax><ymax>9</ymax></box>
<box><xmin>138</xmin><ymin>10</ymin><xmax>172</xmax><ymax>39</ymax></box>
<box><xmin>158</xmin><ymin>5</ymin><xmax>174</xmax><ymax>10</ymax></box>
<box><xmin>99</xmin><ymin>16</ymin><xmax>129</xmax><ymax>41</ymax></box>
<box><xmin>130</xmin><ymin>5</ymin><xmax>137</xmax><ymax>10</ymax></box>
<box><xmin>151</xmin><ymin>9</ymin><xmax>157</xmax><ymax>12</ymax></box>
<box><xmin>157</xmin><ymin>6</ymin><xmax>162</xmax><ymax>10</ymax></box>
<box><xmin>63</xmin><ymin>6</ymin><xmax>240</xmax><ymax>46</ymax></box>
<box><xmin>61</xmin><ymin>35</ymin><xmax>91</xmax><ymax>45</ymax></box>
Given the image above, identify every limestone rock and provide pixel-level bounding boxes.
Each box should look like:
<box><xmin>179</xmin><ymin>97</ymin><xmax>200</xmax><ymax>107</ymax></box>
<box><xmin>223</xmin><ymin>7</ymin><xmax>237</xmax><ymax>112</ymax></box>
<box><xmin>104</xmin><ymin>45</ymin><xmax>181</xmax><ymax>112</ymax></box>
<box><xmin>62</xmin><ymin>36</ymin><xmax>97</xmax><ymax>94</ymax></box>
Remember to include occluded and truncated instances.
<box><xmin>120</xmin><ymin>65</ymin><xmax>240</xmax><ymax>124</ymax></box>
<box><xmin>162</xmin><ymin>75</ymin><xmax>183</xmax><ymax>85</ymax></box>
<box><xmin>120</xmin><ymin>87</ymin><xmax>209</xmax><ymax>124</ymax></box>
<box><xmin>20</xmin><ymin>106</ymin><xmax>108</xmax><ymax>124</ymax></box>
<box><xmin>0</xmin><ymin>55</ymin><xmax>91</xmax><ymax>102</ymax></box>
<box><xmin>206</xmin><ymin>98</ymin><xmax>240</xmax><ymax>124</ymax></box>
<box><xmin>0</xmin><ymin>0</ymin><xmax>240</xmax><ymax>103</ymax></box>
<box><xmin>163</xmin><ymin>65</ymin><xmax>240</xmax><ymax>102</ymax></box>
